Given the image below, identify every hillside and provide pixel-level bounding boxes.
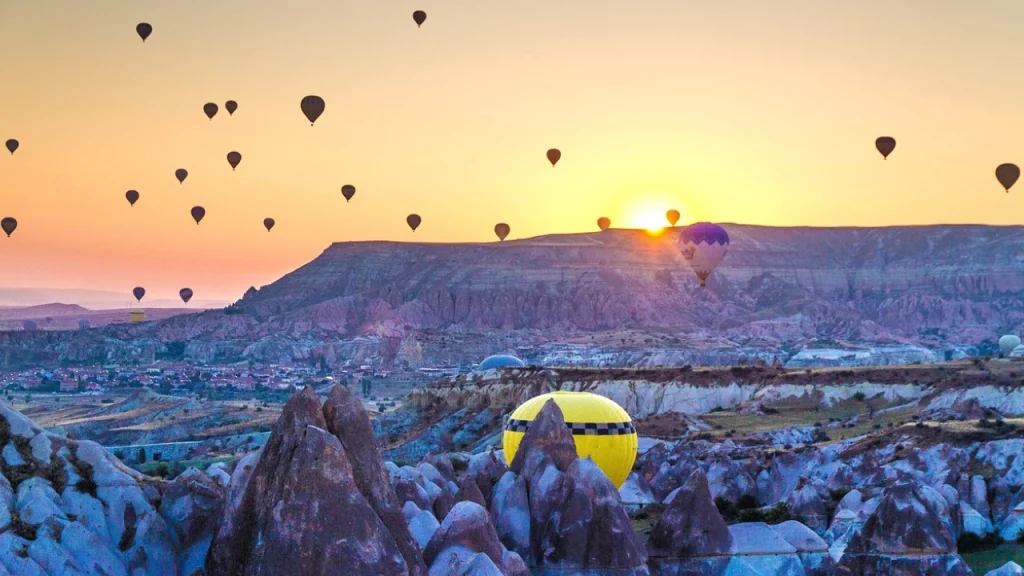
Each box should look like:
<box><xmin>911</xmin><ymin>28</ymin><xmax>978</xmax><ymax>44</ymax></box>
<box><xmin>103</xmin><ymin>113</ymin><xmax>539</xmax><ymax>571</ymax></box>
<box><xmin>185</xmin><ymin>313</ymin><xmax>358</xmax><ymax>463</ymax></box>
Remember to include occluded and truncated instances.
<box><xmin>2</xmin><ymin>225</ymin><xmax>1024</xmax><ymax>368</ymax></box>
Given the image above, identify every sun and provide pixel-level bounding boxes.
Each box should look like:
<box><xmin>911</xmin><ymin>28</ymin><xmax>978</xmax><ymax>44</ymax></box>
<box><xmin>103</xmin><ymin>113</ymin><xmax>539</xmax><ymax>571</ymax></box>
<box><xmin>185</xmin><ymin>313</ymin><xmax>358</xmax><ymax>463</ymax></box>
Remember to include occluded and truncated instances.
<box><xmin>624</xmin><ymin>203</ymin><xmax>689</xmax><ymax>233</ymax></box>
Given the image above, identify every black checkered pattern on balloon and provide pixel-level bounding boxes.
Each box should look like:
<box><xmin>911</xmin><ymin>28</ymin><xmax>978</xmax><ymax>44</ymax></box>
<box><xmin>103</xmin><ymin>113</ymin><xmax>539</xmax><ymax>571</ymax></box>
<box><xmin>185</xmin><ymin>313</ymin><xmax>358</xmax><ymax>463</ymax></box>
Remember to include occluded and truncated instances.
<box><xmin>504</xmin><ymin>418</ymin><xmax>635</xmax><ymax>435</ymax></box>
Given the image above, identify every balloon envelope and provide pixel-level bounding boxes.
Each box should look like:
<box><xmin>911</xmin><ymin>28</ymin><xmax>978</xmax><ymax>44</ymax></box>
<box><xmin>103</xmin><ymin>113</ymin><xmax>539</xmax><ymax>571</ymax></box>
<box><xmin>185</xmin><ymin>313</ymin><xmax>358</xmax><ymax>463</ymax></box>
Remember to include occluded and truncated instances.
<box><xmin>503</xmin><ymin>391</ymin><xmax>637</xmax><ymax>489</ymax></box>
<box><xmin>225</xmin><ymin>100</ymin><xmax>238</xmax><ymax>115</ymax></box>
<box><xmin>132</xmin><ymin>287</ymin><xmax>145</xmax><ymax>301</ymax></box>
<box><xmin>125</xmin><ymin>190</ymin><xmax>139</xmax><ymax>206</ymax></box>
<box><xmin>191</xmin><ymin>206</ymin><xmax>205</xmax><ymax>224</ymax></box>
<box><xmin>136</xmin><ymin>23</ymin><xmax>152</xmax><ymax>41</ymax></box>
<box><xmin>22</xmin><ymin>320</ymin><xmax>37</xmax><ymax>331</ymax></box>
<box><xmin>300</xmin><ymin>95</ymin><xmax>325</xmax><ymax>125</ymax></box>
<box><xmin>4</xmin><ymin>139</ymin><xmax>17</xmax><ymax>155</ymax></box>
<box><xmin>175</xmin><ymin>169</ymin><xmax>188</xmax><ymax>184</ymax></box>
<box><xmin>1000</xmin><ymin>335</ymin><xmax>1021</xmax><ymax>356</ymax></box>
<box><xmin>407</xmin><ymin>214</ymin><xmax>421</xmax><ymax>231</ymax></box>
<box><xmin>179</xmin><ymin>288</ymin><xmax>193</xmax><ymax>304</ymax></box>
<box><xmin>341</xmin><ymin>185</ymin><xmax>356</xmax><ymax>202</ymax></box>
<box><xmin>264</xmin><ymin>218</ymin><xmax>275</xmax><ymax>231</ymax></box>
<box><xmin>227</xmin><ymin>151</ymin><xmax>242</xmax><ymax>170</ymax></box>
<box><xmin>666</xmin><ymin>210</ymin><xmax>681</xmax><ymax>227</ymax></box>
<box><xmin>494</xmin><ymin>223</ymin><xmax>510</xmax><ymax>241</ymax></box>
<box><xmin>996</xmin><ymin>163</ymin><xmax>1020</xmax><ymax>192</ymax></box>
<box><xmin>1</xmin><ymin>218</ymin><xmax>16</xmax><ymax>237</ymax></box>
<box><xmin>546</xmin><ymin>148</ymin><xmax>561</xmax><ymax>167</ymax></box>
<box><xmin>203</xmin><ymin>103</ymin><xmax>218</xmax><ymax>120</ymax></box>
<box><xmin>598</xmin><ymin>217</ymin><xmax>611</xmax><ymax>231</ymax></box>
<box><xmin>875</xmin><ymin>136</ymin><xmax>896</xmax><ymax>159</ymax></box>
<box><xmin>678</xmin><ymin>222</ymin><xmax>729</xmax><ymax>288</ymax></box>
<box><xmin>413</xmin><ymin>10</ymin><xmax>427</xmax><ymax>26</ymax></box>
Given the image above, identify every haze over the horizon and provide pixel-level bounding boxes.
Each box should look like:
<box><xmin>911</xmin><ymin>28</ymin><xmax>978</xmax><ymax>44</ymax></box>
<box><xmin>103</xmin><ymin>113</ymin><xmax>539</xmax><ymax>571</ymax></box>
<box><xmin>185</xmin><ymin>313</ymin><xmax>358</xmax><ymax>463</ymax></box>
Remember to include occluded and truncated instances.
<box><xmin>2</xmin><ymin>0</ymin><xmax>1024</xmax><ymax>302</ymax></box>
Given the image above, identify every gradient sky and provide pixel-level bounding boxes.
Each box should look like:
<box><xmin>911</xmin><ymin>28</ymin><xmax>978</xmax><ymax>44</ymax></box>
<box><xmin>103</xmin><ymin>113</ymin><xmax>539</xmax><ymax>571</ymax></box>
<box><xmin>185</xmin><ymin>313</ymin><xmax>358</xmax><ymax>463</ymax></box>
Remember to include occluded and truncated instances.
<box><xmin>2</xmin><ymin>1</ymin><xmax>1024</xmax><ymax>303</ymax></box>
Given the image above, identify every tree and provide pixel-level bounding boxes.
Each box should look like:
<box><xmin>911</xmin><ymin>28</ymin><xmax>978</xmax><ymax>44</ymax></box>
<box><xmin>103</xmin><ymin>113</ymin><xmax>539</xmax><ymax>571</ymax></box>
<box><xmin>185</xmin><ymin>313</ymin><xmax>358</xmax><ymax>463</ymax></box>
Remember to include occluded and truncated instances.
<box><xmin>137</xmin><ymin>450</ymin><xmax>146</xmax><ymax>464</ymax></box>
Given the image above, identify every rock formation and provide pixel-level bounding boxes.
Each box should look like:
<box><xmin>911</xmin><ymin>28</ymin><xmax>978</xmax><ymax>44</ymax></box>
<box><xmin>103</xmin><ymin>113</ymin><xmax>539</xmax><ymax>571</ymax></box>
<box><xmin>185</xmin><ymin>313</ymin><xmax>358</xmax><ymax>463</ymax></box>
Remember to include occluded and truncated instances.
<box><xmin>206</xmin><ymin>385</ymin><xmax>427</xmax><ymax>576</ymax></box>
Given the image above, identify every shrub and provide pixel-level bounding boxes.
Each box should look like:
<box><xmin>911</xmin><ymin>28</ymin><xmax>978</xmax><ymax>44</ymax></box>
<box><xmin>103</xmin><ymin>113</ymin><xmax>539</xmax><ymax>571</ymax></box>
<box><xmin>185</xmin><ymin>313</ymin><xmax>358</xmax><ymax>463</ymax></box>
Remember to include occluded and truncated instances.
<box><xmin>853</xmin><ymin>392</ymin><xmax>866</xmax><ymax>402</ymax></box>
<box><xmin>101</xmin><ymin>398</ymin><xmax>114</xmax><ymax>404</ymax></box>
<box><xmin>957</xmin><ymin>531</ymin><xmax>1002</xmax><ymax>553</ymax></box>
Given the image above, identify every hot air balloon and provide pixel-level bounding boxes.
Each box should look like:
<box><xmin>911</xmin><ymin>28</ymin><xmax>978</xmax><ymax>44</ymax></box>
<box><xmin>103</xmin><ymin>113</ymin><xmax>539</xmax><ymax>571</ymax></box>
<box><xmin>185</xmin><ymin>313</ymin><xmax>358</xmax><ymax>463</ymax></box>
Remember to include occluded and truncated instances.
<box><xmin>546</xmin><ymin>148</ymin><xmax>561</xmax><ymax>167</ymax></box>
<box><xmin>136</xmin><ymin>23</ymin><xmax>152</xmax><ymax>42</ymax></box>
<box><xmin>413</xmin><ymin>10</ymin><xmax>427</xmax><ymax>27</ymax></box>
<box><xmin>678</xmin><ymin>222</ymin><xmax>729</xmax><ymax>288</ymax></box>
<box><xmin>407</xmin><ymin>214</ymin><xmax>421</xmax><ymax>231</ymax></box>
<box><xmin>503</xmin><ymin>391</ymin><xmax>637</xmax><ymax>489</ymax></box>
<box><xmin>179</xmin><ymin>288</ymin><xmax>193</xmax><ymax>304</ymax></box>
<box><xmin>300</xmin><ymin>95</ymin><xmax>325</xmax><ymax>126</ymax></box>
<box><xmin>132</xmin><ymin>287</ymin><xmax>146</xmax><ymax>302</ymax></box>
<box><xmin>875</xmin><ymin>136</ymin><xmax>896</xmax><ymax>159</ymax></box>
<box><xmin>203</xmin><ymin>103</ymin><xmax>218</xmax><ymax>120</ymax></box>
<box><xmin>999</xmin><ymin>335</ymin><xmax>1021</xmax><ymax>357</ymax></box>
<box><xmin>5</xmin><ymin>139</ymin><xmax>18</xmax><ymax>155</ymax></box>
<box><xmin>125</xmin><ymin>190</ymin><xmax>139</xmax><ymax>206</ymax></box>
<box><xmin>1</xmin><ymin>218</ymin><xmax>17</xmax><ymax>237</ymax></box>
<box><xmin>598</xmin><ymin>217</ymin><xmax>611</xmax><ymax>231</ymax></box>
<box><xmin>22</xmin><ymin>320</ymin><xmax>37</xmax><ymax>331</ymax></box>
<box><xmin>996</xmin><ymin>163</ymin><xmax>1019</xmax><ymax>193</ymax></box>
<box><xmin>666</xmin><ymin>210</ymin><xmax>681</xmax><ymax>227</ymax></box>
<box><xmin>175</xmin><ymin>169</ymin><xmax>188</xmax><ymax>184</ymax></box>
<box><xmin>263</xmin><ymin>218</ymin><xmax>275</xmax><ymax>232</ymax></box>
<box><xmin>494</xmin><ymin>223</ymin><xmax>510</xmax><ymax>242</ymax></box>
<box><xmin>227</xmin><ymin>151</ymin><xmax>242</xmax><ymax>170</ymax></box>
<box><xmin>191</xmin><ymin>206</ymin><xmax>205</xmax><ymax>224</ymax></box>
<box><xmin>225</xmin><ymin>100</ymin><xmax>238</xmax><ymax>115</ymax></box>
<box><xmin>341</xmin><ymin>185</ymin><xmax>356</xmax><ymax>202</ymax></box>
<box><xmin>130</xmin><ymin>310</ymin><xmax>146</xmax><ymax>323</ymax></box>
<box><xmin>77</xmin><ymin>319</ymin><xmax>90</xmax><ymax>329</ymax></box>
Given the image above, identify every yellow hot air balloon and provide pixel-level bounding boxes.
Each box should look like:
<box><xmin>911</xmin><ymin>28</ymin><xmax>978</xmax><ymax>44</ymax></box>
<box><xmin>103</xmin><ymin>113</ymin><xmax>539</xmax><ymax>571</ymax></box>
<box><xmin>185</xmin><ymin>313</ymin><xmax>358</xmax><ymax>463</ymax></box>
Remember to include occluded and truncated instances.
<box><xmin>129</xmin><ymin>309</ymin><xmax>146</xmax><ymax>323</ymax></box>
<box><xmin>503</xmin><ymin>391</ymin><xmax>637</xmax><ymax>488</ymax></box>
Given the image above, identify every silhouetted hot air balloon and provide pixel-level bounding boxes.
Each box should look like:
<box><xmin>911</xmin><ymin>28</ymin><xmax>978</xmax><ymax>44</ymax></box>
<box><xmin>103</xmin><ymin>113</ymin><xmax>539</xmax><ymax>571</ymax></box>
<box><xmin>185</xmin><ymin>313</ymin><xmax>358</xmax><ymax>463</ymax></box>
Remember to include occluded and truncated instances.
<box><xmin>133</xmin><ymin>287</ymin><xmax>146</xmax><ymax>302</ymax></box>
<box><xmin>263</xmin><ymin>218</ymin><xmax>275</xmax><ymax>231</ymax></box>
<box><xmin>191</xmin><ymin>206</ymin><xmax>205</xmax><ymax>224</ymax></box>
<box><xmin>598</xmin><ymin>217</ymin><xmax>611</xmax><ymax>231</ymax></box>
<box><xmin>179</xmin><ymin>288</ymin><xmax>193</xmax><ymax>304</ymax></box>
<box><xmin>875</xmin><ymin>136</ymin><xmax>896</xmax><ymax>159</ymax></box>
<box><xmin>175</xmin><ymin>169</ymin><xmax>188</xmax><ymax>184</ymax></box>
<box><xmin>666</xmin><ymin>210</ymin><xmax>680</xmax><ymax>227</ymax></box>
<box><xmin>225</xmin><ymin>100</ymin><xmax>238</xmax><ymax>115</ymax></box>
<box><xmin>5</xmin><ymin>139</ymin><xmax>18</xmax><ymax>155</ymax></box>
<box><xmin>341</xmin><ymin>185</ymin><xmax>356</xmax><ymax>202</ymax></box>
<box><xmin>227</xmin><ymin>151</ymin><xmax>242</xmax><ymax>170</ymax></box>
<box><xmin>413</xmin><ymin>10</ymin><xmax>427</xmax><ymax>27</ymax></box>
<box><xmin>125</xmin><ymin>190</ymin><xmax>139</xmax><ymax>206</ymax></box>
<box><xmin>77</xmin><ymin>319</ymin><xmax>90</xmax><ymax>329</ymax></box>
<box><xmin>678</xmin><ymin>222</ymin><xmax>729</xmax><ymax>288</ymax></box>
<box><xmin>203</xmin><ymin>103</ymin><xmax>218</xmax><ymax>120</ymax></box>
<box><xmin>22</xmin><ymin>320</ymin><xmax>37</xmax><ymax>331</ymax></box>
<box><xmin>996</xmin><ymin>163</ymin><xmax>1020</xmax><ymax>193</ymax></box>
<box><xmin>547</xmin><ymin>148</ymin><xmax>561</xmax><ymax>167</ymax></box>
<box><xmin>494</xmin><ymin>223</ymin><xmax>510</xmax><ymax>242</ymax></box>
<box><xmin>1</xmin><ymin>218</ymin><xmax>17</xmax><ymax>238</ymax></box>
<box><xmin>301</xmin><ymin>95</ymin><xmax>325</xmax><ymax>126</ymax></box>
<box><xmin>136</xmin><ymin>23</ymin><xmax>152</xmax><ymax>42</ymax></box>
<box><xmin>407</xmin><ymin>214</ymin><xmax>422</xmax><ymax>231</ymax></box>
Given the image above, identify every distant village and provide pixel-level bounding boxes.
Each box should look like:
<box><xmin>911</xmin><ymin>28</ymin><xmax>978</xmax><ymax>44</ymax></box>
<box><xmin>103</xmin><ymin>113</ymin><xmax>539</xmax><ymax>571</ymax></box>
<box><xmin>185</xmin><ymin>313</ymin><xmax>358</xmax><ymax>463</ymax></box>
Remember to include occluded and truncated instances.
<box><xmin>0</xmin><ymin>358</ymin><xmax>480</xmax><ymax>397</ymax></box>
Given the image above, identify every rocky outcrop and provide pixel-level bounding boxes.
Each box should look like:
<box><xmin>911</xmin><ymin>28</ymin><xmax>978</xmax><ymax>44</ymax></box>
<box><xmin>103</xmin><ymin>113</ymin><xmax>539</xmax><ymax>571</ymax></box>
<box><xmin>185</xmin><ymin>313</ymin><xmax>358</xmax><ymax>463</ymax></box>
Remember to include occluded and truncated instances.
<box><xmin>422</xmin><ymin>502</ymin><xmax>528</xmax><ymax>576</ymax></box>
<box><xmin>493</xmin><ymin>400</ymin><xmax>648</xmax><ymax>575</ymax></box>
<box><xmin>834</xmin><ymin>480</ymin><xmax>972</xmax><ymax>575</ymax></box>
<box><xmin>647</xmin><ymin>470</ymin><xmax>733</xmax><ymax>575</ymax></box>
<box><xmin>206</xmin><ymin>385</ymin><xmax>426</xmax><ymax>576</ymax></box>
<box><xmin>0</xmin><ymin>401</ymin><xmax>215</xmax><ymax>575</ymax></box>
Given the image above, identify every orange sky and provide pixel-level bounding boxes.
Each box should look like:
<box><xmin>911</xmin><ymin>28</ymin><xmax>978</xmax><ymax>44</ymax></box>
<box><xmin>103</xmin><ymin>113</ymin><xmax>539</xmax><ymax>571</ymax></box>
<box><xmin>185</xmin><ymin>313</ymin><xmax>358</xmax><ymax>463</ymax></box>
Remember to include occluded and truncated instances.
<box><xmin>2</xmin><ymin>0</ymin><xmax>1024</xmax><ymax>302</ymax></box>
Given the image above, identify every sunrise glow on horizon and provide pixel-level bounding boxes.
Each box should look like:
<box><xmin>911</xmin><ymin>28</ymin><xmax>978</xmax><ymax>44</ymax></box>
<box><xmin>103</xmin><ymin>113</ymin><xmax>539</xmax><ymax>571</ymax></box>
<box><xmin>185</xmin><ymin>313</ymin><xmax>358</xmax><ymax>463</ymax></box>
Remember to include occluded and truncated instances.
<box><xmin>3</xmin><ymin>0</ymin><xmax>1024</xmax><ymax>302</ymax></box>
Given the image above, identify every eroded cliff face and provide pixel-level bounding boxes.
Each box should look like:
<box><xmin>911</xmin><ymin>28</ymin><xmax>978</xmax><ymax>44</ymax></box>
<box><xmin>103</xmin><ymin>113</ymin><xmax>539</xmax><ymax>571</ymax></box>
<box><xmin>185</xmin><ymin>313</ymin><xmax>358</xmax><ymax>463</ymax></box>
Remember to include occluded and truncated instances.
<box><xmin>4</xmin><ymin>226</ymin><xmax>1024</xmax><ymax>368</ymax></box>
<box><xmin>232</xmin><ymin>226</ymin><xmax>1024</xmax><ymax>339</ymax></box>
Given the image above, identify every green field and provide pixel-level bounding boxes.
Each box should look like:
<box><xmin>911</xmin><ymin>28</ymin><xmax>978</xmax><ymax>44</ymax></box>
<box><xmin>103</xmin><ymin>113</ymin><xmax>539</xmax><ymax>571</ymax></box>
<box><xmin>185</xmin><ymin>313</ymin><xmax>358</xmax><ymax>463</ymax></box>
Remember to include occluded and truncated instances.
<box><xmin>962</xmin><ymin>544</ymin><xmax>1024</xmax><ymax>574</ymax></box>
